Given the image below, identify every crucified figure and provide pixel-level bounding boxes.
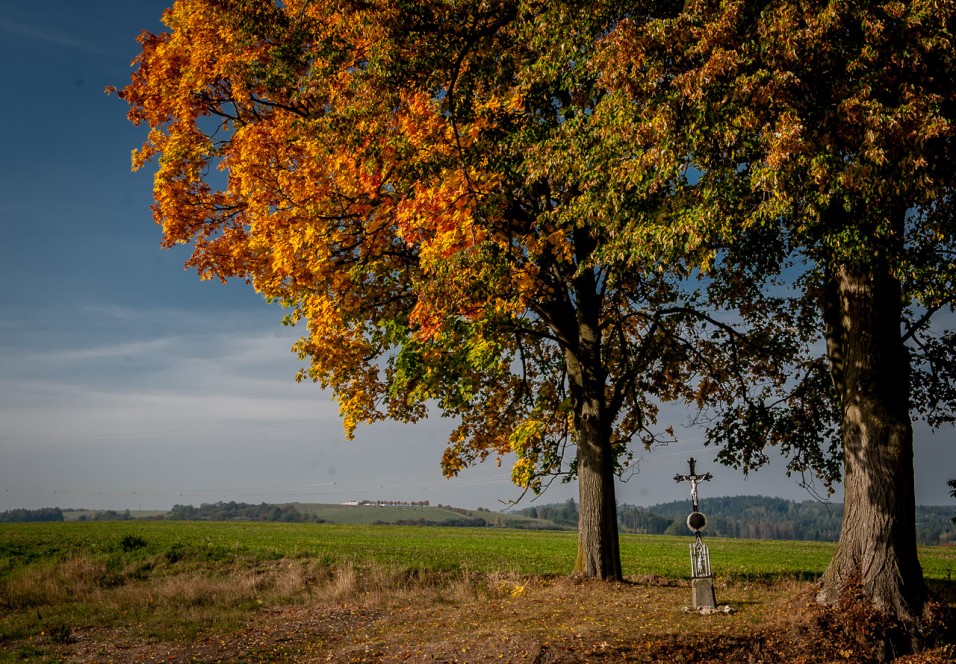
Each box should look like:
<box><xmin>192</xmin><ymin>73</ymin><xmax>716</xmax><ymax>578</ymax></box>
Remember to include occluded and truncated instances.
<box><xmin>673</xmin><ymin>457</ymin><xmax>713</xmax><ymax>513</ymax></box>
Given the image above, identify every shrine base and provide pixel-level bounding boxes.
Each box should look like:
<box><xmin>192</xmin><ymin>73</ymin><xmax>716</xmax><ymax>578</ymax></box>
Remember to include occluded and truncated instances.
<box><xmin>691</xmin><ymin>576</ymin><xmax>717</xmax><ymax>609</ymax></box>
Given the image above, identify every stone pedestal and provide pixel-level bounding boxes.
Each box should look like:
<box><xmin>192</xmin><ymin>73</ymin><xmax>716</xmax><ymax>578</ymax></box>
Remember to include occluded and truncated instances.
<box><xmin>691</xmin><ymin>576</ymin><xmax>717</xmax><ymax>609</ymax></box>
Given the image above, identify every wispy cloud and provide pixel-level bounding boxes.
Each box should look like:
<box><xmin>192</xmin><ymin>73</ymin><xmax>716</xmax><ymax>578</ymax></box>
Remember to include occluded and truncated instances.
<box><xmin>20</xmin><ymin>338</ymin><xmax>174</xmax><ymax>364</ymax></box>
<box><xmin>0</xmin><ymin>14</ymin><xmax>117</xmax><ymax>57</ymax></box>
<box><xmin>0</xmin><ymin>300</ymin><xmax>333</xmax><ymax>447</ymax></box>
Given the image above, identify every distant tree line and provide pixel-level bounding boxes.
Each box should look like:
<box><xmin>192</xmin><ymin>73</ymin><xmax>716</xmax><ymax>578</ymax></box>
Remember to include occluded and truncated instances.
<box><xmin>376</xmin><ymin>517</ymin><xmax>488</xmax><ymax>528</ymax></box>
<box><xmin>163</xmin><ymin>502</ymin><xmax>325</xmax><ymax>523</ymax></box>
<box><xmin>77</xmin><ymin>509</ymin><xmax>133</xmax><ymax>522</ymax></box>
<box><xmin>517</xmin><ymin>499</ymin><xmax>579</xmax><ymax>529</ymax></box>
<box><xmin>516</xmin><ymin>497</ymin><xmax>956</xmax><ymax>545</ymax></box>
<box><xmin>0</xmin><ymin>507</ymin><xmax>64</xmax><ymax>523</ymax></box>
<box><xmin>646</xmin><ymin>496</ymin><xmax>843</xmax><ymax>541</ymax></box>
<box><xmin>358</xmin><ymin>500</ymin><xmax>430</xmax><ymax>506</ymax></box>
<box><xmin>9</xmin><ymin>496</ymin><xmax>951</xmax><ymax>541</ymax></box>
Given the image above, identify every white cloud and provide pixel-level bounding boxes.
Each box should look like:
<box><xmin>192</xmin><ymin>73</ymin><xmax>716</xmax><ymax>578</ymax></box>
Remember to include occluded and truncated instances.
<box><xmin>0</xmin><ymin>303</ymin><xmax>330</xmax><ymax>442</ymax></box>
<box><xmin>2</xmin><ymin>299</ymin><xmax>953</xmax><ymax>512</ymax></box>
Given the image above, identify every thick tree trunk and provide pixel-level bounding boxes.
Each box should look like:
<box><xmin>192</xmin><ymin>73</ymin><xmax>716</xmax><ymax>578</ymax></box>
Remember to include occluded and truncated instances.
<box><xmin>562</xmin><ymin>330</ymin><xmax>622</xmax><ymax>580</ymax></box>
<box><xmin>562</xmin><ymin>228</ymin><xmax>623</xmax><ymax>580</ymax></box>
<box><xmin>818</xmin><ymin>258</ymin><xmax>927</xmax><ymax>632</ymax></box>
<box><xmin>573</xmin><ymin>399</ymin><xmax>622</xmax><ymax>579</ymax></box>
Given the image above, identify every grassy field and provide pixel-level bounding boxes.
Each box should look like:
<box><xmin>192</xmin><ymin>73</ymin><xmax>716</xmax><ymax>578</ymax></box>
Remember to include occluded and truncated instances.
<box><xmin>1</xmin><ymin>521</ymin><xmax>954</xmax><ymax>662</ymax></box>
<box><xmin>3</xmin><ymin>520</ymin><xmax>954</xmax><ymax>579</ymax></box>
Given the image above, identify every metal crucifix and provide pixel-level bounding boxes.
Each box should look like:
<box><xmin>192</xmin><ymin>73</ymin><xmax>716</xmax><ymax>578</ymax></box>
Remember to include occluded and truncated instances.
<box><xmin>674</xmin><ymin>457</ymin><xmax>718</xmax><ymax>609</ymax></box>
<box><xmin>673</xmin><ymin>457</ymin><xmax>712</xmax><ymax>514</ymax></box>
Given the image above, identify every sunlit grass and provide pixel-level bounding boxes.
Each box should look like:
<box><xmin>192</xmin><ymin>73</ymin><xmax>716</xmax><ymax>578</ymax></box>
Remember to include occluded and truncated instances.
<box><xmin>2</xmin><ymin>520</ymin><xmax>954</xmax><ymax>580</ymax></box>
<box><xmin>1</xmin><ymin>521</ymin><xmax>954</xmax><ymax>662</ymax></box>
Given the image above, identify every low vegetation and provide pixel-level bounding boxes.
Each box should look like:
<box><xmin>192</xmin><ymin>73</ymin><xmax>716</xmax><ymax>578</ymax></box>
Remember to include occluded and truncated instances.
<box><xmin>1</xmin><ymin>521</ymin><xmax>954</xmax><ymax>662</ymax></box>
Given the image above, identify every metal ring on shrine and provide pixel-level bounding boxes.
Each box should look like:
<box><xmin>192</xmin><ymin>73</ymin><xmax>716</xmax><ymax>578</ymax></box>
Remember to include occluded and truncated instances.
<box><xmin>686</xmin><ymin>511</ymin><xmax>707</xmax><ymax>533</ymax></box>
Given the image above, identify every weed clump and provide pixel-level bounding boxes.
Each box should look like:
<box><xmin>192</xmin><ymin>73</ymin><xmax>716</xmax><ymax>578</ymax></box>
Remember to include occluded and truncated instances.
<box><xmin>45</xmin><ymin>622</ymin><xmax>75</xmax><ymax>645</ymax></box>
<box><xmin>119</xmin><ymin>534</ymin><xmax>148</xmax><ymax>553</ymax></box>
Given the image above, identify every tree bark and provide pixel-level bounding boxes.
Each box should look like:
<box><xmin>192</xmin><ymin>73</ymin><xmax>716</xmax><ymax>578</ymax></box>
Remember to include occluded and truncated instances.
<box><xmin>564</xmin><ymin>227</ymin><xmax>623</xmax><ymax>580</ymax></box>
<box><xmin>559</xmin><ymin>304</ymin><xmax>622</xmax><ymax>580</ymax></box>
<box><xmin>572</xmin><ymin>379</ymin><xmax>622</xmax><ymax>580</ymax></box>
<box><xmin>818</xmin><ymin>257</ymin><xmax>927</xmax><ymax>631</ymax></box>
<box><xmin>536</xmin><ymin>289</ymin><xmax>622</xmax><ymax>580</ymax></box>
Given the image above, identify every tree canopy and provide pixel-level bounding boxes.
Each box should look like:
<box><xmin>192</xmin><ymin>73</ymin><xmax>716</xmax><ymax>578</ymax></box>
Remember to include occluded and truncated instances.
<box><xmin>596</xmin><ymin>0</ymin><xmax>956</xmax><ymax>638</ymax></box>
<box><xmin>118</xmin><ymin>0</ymin><xmax>815</xmax><ymax>579</ymax></box>
<box><xmin>119</xmin><ymin>0</ymin><xmax>956</xmax><ymax>640</ymax></box>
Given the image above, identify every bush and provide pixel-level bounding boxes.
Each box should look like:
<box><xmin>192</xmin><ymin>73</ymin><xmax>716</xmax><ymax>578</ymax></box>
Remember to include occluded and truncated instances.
<box><xmin>120</xmin><ymin>534</ymin><xmax>148</xmax><ymax>552</ymax></box>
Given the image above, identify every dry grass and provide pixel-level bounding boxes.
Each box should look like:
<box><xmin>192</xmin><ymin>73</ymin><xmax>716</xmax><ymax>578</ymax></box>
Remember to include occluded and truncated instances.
<box><xmin>2</xmin><ymin>554</ymin><xmax>954</xmax><ymax>663</ymax></box>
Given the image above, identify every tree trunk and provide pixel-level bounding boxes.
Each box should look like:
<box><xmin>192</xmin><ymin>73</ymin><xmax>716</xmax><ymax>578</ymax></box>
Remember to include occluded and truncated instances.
<box><xmin>563</xmin><ymin>228</ymin><xmax>623</xmax><ymax>580</ymax></box>
<box><xmin>573</xmin><ymin>397</ymin><xmax>622</xmax><ymax>579</ymax></box>
<box><xmin>561</xmin><ymin>327</ymin><xmax>622</xmax><ymax>579</ymax></box>
<box><xmin>818</xmin><ymin>258</ymin><xmax>927</xmax><ymax>632</ymax></box>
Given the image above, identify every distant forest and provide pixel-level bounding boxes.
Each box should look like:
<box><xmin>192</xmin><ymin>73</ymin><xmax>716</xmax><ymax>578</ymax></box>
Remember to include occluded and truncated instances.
<box><xmin>162</xmin><ymin>502</ymin><xmax>326</xmax><ymax>523</ymax></box>
<box><xmin>0</xmin><ymin>507</ymin><xmax>64</xmax><ymax>523</ymax></box>
<box><xmin>4</xmin><ymin>497</ymin><xmax>955</xmax><ymax>544</ymax></box>
<box><xmin>0</xmin><ymin>503</ymin><xmax>325</xmax><ymax>524</ymax></box>
<box><xmin>515</xmin><ymin>496</ymin><xmax>956</xmax><ymax>545</ymax></box>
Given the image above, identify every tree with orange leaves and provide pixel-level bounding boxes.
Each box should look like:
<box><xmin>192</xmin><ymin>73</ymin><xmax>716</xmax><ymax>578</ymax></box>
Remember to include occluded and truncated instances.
<box><xmin>117</xmin><ymin>0</ymin><xmax>820</xmax><ymax>579</ymax></box>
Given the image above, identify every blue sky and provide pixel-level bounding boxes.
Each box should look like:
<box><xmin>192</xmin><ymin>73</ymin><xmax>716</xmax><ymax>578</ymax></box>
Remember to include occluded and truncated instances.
<box><xmin>1</xmin><ymin>1</ymin><xmax>954</xmax><ymax>513</ymax></box>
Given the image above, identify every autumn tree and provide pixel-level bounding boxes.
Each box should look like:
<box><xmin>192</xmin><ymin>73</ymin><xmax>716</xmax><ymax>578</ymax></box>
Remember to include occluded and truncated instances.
<box><xmin>598</xmin><ymin>0</ymin><xmax>956</xmax><ymax>643</ymax></box>
<box><xmin>117</xmin><ymin>0</ymin><xmax>814</xmax><ymax>579</ymax></box>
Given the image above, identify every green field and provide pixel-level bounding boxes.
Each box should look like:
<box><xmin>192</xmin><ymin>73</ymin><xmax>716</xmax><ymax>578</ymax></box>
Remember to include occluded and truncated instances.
<box><xmin>2</xmin><ymin>521</ymin><xmax>954</xmax><ymax>662</ymax></box>
<box><xmin>2</xmin><ymin>520</ymin><xmax>954</xmax><ymax>581</ymax></box>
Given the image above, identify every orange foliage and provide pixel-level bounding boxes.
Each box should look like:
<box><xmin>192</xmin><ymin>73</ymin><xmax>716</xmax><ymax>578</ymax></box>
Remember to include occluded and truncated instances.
<box><xmin>117</xmin><ymin>0</ymin><xmax>792</xmax><ymax>503</ymax></box>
